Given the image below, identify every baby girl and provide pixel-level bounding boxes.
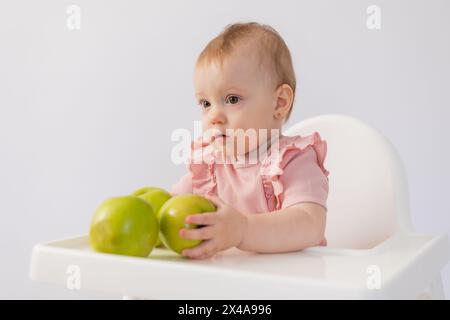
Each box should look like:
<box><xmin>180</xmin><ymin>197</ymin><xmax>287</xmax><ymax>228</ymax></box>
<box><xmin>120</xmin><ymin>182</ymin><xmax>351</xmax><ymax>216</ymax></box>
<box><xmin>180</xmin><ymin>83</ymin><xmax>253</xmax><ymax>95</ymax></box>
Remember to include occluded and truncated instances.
<box><xmin>171</xmin><ymin>22</ymin><xmax>329</xmax><ymax>259</ymax></box>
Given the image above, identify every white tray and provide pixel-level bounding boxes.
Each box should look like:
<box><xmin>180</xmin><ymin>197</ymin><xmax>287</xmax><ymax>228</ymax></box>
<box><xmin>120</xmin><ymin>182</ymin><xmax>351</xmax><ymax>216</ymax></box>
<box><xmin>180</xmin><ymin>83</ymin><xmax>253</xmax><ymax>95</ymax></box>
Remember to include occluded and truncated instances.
<box><xmin>30</xmin><ymin>232</ymin><xmax>449</xmax><ymax>299</ymax></box>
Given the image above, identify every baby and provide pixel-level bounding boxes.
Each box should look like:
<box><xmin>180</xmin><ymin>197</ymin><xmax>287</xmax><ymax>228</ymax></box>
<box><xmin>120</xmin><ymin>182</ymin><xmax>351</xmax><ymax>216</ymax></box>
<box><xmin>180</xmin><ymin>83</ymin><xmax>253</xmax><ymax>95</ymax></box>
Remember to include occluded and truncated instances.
<box><xmin>171</xmin><ymin>22</ymin><xmax>329</xmax><ymax>259</ymax></box>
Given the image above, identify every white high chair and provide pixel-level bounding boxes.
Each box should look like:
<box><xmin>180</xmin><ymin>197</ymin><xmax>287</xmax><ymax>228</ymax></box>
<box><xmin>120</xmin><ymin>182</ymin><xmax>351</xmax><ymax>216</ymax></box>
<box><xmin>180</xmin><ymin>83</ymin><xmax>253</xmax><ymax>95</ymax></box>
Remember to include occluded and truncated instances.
<box><xmin>30</xmin><ymin>114</ymin><xmax>449</xmax><ymax>299</ymax></box>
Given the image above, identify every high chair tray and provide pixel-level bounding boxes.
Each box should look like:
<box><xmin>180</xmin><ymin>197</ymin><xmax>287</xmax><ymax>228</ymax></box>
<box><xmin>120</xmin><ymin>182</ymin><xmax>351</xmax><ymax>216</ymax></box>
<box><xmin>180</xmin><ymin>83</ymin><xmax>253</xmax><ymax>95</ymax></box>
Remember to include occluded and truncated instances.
<box><xmin>30</xmin><ymin>232</ymin><xmax>449</xmax><ymax>299</ymax></box>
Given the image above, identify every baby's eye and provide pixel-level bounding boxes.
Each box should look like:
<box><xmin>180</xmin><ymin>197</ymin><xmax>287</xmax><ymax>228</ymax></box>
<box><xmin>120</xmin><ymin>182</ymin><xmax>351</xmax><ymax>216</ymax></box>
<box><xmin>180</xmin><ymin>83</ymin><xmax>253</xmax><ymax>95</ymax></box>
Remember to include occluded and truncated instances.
<box><xmin>226</xmin><ymin>95</ymin><xmax>240</xmax><ymax>105</ymax></box>
<box><xmin>198</xmin><ymin>99</ymin><xmax>211</xmax><ymax>109</ymax></box>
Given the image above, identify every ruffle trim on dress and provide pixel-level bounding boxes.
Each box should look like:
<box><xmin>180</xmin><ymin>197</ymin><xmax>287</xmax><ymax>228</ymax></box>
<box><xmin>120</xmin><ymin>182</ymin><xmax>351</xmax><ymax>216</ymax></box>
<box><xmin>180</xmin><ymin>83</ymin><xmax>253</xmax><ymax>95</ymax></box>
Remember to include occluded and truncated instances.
<box><xmin>260</xmin><ymin>132</ymin><xmax>329</xmax><ymax>211</ymax></box>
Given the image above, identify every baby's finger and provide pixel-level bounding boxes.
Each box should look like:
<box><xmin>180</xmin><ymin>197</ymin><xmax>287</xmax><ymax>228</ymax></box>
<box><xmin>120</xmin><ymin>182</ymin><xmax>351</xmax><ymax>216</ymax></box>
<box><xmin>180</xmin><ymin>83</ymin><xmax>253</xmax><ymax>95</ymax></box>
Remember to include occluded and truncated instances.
<box><xmin>197</xmin><ymin>250</ymin><xmax>216</xmax><ymax>260</ymax></box>
<box><xmin>182</xmin><ymin>240</ymin><xmax>217</xmax><ymax>259</ymax></box>
<box><xmin>186</xmin><ymin>212</ymin><xmax>218</xmax><ymax>225</ymax></box>
<box><xmin>179</xmin><ymin>226</ymin><xmax>214</xmax><ymax>240</ymax></box>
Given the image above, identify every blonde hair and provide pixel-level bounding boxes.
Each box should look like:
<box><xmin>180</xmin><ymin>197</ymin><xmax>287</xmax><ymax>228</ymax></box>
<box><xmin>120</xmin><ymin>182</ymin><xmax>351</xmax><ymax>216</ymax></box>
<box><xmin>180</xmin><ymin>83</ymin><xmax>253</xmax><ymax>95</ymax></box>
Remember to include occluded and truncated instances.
<box><xmin>196</xmin><ymin>22</ymin><xmax>297</xmax><ymax>123</ymax></box>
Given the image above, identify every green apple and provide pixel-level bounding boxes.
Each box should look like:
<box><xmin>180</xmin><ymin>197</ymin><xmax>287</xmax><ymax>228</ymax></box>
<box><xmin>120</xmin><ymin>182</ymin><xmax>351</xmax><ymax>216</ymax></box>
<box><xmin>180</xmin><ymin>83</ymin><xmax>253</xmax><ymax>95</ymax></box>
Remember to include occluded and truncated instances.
<box><xmin>131</xmin><ymin>186</ymin><xmax>162</xmax><ymax>197</ymax></box>
<box><xmin>89</xmin><ymin>196</ymin><xmax>159</xmax><ymax>257</ymax></box>
<box><xmin>132</xmin><ymin>186</ymin><xmax>172</xmax><ymax>248</ymax></box>
<box><xmin>159</xmin><ymin>194</ymin><xmax>216</xmax><ymax>254</ymax></box>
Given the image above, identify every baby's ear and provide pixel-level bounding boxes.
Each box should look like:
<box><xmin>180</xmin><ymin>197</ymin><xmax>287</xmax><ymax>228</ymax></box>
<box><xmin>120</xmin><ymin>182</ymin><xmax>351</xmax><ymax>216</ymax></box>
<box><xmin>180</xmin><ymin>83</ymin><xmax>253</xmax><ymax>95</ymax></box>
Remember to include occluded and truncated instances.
<box><xmin>273</xmin><ymin>84</ymin><xmax>294</xmax><ymax>119</ymax></box>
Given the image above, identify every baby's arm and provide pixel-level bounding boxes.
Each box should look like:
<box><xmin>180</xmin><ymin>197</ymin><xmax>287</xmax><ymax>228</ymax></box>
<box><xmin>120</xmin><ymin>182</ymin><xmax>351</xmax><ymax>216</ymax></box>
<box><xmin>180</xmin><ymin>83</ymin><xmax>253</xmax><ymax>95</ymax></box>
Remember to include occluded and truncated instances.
<box><xmin>170</xmin><ymin>172</ymin><xmax>193</xmax><ymax>196</ymax></box>
<box><xmin>237</xmin><ymin>202</ymin><xmax>326</xmax><ymax>253</ymax></box>
<box><xmin>180</xmin><ymin>196</ymin><xmax>326</xmax><ymax>259</ymax></box>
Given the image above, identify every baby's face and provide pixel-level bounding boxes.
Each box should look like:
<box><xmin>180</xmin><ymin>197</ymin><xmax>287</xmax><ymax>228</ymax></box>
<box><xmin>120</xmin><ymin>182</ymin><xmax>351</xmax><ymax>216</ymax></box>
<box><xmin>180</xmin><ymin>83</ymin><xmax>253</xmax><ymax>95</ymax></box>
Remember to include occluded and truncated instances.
<box><xmin>194</xmin><ymin>50</ymin><xmax>280</xmax><ymax>159</ymax></box>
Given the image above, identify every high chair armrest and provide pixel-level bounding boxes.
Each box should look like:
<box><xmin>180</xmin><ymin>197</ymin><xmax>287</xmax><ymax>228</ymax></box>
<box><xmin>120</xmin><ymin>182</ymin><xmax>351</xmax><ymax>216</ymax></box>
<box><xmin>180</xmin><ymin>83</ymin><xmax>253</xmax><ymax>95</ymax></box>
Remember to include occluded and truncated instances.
<box><xmin>30</xmin><ymin>232</ymin><xmax>449</xmax><ymax>299</ymax></box>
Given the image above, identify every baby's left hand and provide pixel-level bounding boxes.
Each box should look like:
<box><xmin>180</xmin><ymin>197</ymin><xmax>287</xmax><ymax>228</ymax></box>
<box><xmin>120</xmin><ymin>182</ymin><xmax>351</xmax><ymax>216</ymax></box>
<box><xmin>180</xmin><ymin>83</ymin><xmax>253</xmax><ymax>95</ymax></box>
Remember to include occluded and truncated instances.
<box><xmin>179</xmin><ymin>194</ymin><xmax>248</xmax><ymax>259</ymax></box>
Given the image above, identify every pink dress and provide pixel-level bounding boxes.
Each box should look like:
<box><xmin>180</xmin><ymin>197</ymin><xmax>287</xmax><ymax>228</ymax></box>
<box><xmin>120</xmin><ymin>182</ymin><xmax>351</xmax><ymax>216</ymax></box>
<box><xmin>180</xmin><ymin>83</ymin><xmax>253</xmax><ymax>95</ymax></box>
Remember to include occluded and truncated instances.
<box><xmin>171</xmin><ymin>132</ymin><xmax>330</xmax><ymax>245</ymax></box>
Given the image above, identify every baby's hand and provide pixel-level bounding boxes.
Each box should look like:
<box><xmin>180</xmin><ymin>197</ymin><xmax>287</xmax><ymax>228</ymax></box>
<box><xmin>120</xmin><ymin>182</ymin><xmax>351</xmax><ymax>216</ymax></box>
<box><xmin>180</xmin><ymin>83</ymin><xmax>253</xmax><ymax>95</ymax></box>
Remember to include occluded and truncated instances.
<box><xmin>179</xmin><ymin>194</ymin><xmax>248</xmax><ymax>259</ymax></box>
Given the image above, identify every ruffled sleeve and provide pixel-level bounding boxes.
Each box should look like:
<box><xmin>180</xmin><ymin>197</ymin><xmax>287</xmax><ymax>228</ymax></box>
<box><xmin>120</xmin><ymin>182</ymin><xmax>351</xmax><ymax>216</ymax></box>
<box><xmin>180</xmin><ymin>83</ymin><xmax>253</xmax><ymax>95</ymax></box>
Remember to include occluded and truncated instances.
<box><xmin>260</xmin><ymin>132</ymin><xmax>329</xmax><ymax>211</ymax></box>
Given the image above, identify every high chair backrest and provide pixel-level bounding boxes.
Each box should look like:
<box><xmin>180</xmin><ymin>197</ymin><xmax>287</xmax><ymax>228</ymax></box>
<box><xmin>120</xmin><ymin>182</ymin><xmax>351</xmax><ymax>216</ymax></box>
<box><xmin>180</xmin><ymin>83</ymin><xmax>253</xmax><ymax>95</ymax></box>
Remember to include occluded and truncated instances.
<box><xmin>284</xmin><ymin>114</ymin><xmax>413</xmax><ymax>249</ymax></box>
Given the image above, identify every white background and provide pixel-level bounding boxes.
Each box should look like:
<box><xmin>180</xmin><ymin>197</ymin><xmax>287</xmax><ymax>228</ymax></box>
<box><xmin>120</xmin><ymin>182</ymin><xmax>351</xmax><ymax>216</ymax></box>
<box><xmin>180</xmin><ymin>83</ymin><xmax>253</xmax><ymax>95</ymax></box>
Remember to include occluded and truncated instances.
<box><xmin>0</xmin><ymin>0</ymin><xmax>449</xmax><ymax>298</ymax></box>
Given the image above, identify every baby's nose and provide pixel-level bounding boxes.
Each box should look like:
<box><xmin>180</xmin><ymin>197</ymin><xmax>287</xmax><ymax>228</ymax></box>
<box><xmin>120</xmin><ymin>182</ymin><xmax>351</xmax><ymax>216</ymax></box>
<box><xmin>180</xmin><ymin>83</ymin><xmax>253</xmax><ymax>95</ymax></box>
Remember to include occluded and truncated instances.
<box><xmin>208</xmin><ymin>106</ymin><xmax>226</xmax><ymax>125</ymax></box>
